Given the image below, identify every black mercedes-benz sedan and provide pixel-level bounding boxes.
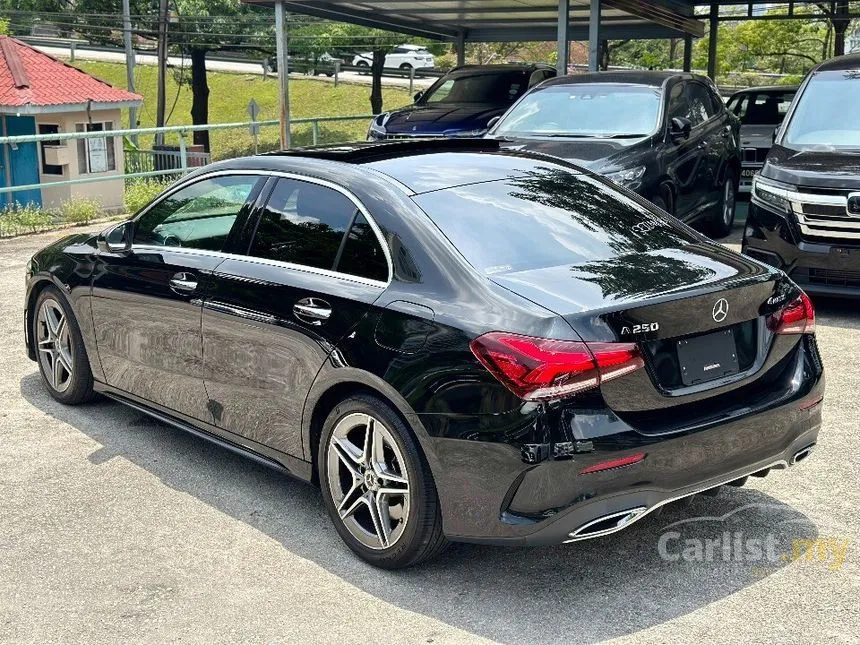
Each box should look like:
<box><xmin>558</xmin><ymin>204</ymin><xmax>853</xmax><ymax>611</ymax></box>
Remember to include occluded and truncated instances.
<box><xmin>25</xmin><ymin>139</ymin><xmax>823</xmax><ymax>569</ymax></box>
<box><xmin>488</xmin><ymin>71</ymin><xmax>742</xmax><ymax>238</ymax></box>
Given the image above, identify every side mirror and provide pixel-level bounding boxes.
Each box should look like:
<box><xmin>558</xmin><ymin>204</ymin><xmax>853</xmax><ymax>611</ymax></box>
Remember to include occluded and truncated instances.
<box><xmin>487</xmin><ymin>115</ymin><xmax>501</xmax><ymax>131</ymax></box>
<box><xmin>97</xmin><ymin>220</ymin><xmax>132</xmax><ymax>254</ymax></box>
<box><xmin>413</xmin><ymin>91</ymin><xmax>423</xmax><ymax>103</ymax></box>
<box><xmin>669</xmin><ymin>117</ymin><xmax>692</xmax><ymax>142</ymax></box>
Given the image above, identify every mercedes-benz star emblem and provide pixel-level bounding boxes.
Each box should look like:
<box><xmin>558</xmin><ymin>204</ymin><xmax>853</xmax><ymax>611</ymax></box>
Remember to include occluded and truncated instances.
<box><xmin>712</xmin><ymin>298</ymin><xmax>729</xmax><ymax>322</ymax></box>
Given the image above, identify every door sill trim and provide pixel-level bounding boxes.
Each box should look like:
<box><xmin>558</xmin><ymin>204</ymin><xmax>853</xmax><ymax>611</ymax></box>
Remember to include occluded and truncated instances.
<box><xmin>94</xmin><ymin>382</ymin><xmax>313</xmax><ymax>481</ymax></box>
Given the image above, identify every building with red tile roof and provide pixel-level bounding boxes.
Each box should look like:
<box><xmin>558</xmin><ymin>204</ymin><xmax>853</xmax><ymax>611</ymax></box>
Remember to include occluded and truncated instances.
<box><xmin>0</xmin><ymin>36</ymin><xmax>142</xmax><ymax>209</ymax></box>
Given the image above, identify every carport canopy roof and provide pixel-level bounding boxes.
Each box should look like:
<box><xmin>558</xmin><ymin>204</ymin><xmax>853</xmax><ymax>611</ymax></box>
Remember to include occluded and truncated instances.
<box><xmin>243</xmin><ymin>0</ymin><xmax>707</xmax><ymax>42</ymax></box>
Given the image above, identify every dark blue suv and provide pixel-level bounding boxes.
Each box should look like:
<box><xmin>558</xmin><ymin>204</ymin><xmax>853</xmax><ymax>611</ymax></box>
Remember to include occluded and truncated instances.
<box><xmin>367</xmin><ymin>64</ymin><xmax>556</xmax><ymax>140</ymax></box>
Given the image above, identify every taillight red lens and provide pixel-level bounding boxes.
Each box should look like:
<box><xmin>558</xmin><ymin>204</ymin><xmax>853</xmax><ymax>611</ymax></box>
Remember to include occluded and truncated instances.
<box><xmin>768</xmin><ymin>292</ymin><xmax>816</xmax><ymax>335</ymax></box>
<box><xmin>469</xmin><ymin>332</ymin><xmax>644</xmax><ymax>401</ymax></box>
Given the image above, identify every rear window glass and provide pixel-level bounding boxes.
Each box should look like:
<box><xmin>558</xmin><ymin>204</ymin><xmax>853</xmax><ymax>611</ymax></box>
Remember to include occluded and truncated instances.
<box><xmin>412</xmin><ymin>168</ymin><xmax>694</xmax><ymax>275</ymax></box>
<box><xmin>728</xmin><ymin>90</ymin><xmax>795</xmax><ymax>125</ymax></box>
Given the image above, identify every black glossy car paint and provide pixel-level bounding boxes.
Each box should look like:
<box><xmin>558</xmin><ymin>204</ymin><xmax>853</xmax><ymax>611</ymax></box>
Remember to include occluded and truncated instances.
<box><xmin>489</xmin><ymin>71</ymin><xmax>742</xmax><ymax>227</ymax></box>
<box><xmin>25</xmin><ymin>141</ymin><xmax>822</xmax><ymax>547</ymax></box>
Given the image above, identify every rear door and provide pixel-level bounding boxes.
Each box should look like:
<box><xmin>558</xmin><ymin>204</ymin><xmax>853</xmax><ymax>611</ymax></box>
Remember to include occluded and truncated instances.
<box><xmin>91</xmin><ymin>173</ymin><xmax>264</xmax><ymax>421</ymax></box>
<box><xmin>201</xmin><ymin>175</ymin><xmax>390</xmax><ymax>458</ymax></box>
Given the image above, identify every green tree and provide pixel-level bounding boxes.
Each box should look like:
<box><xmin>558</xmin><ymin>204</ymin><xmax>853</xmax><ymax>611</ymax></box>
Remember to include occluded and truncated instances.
<box><xmin>170</xmin><ymin>0</ymin><xmax>274</xmax><ymax>152</ymax></box>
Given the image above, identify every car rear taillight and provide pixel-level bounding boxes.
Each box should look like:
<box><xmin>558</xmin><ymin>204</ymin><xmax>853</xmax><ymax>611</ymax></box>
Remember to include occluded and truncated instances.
<box><xmin>767</xmin><ymin>292</ymin><xmax>816</xmax><ymax>335</ymax></box>
<box><xmin>469</xmin><ymin>332</ymin><xmax>644</xmax><ymax>401</ymax></box>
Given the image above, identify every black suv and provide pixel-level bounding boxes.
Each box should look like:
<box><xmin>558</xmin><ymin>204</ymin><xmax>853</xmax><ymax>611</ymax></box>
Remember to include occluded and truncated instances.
<box><xmin>489</xmin><ymin>71</ymin><xmax>742</xmax><ymax>237</ymax></box>
<box><xmin>367</xmin><ymin>64</ymin><xmax>556</xmax><ymax>140</ymax></box>
<box><xmin>744</xmin><ymin>54</ymin><xmax>860</xmax><ymax>296</ymax></box>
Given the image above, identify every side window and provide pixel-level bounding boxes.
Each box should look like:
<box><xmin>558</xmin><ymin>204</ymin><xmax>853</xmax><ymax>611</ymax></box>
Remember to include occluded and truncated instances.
<box><xmin>687</xmin><ymin>82</ymin><xmax>718</xmax><ymax>126</ymax></box>
<box><xmin>667</xmin><ymin>82</ymin><xmax>691</xmax><ymax>122</ymax></box>
<box><xmin>336</xmin><ymin>213</ymin><xmax>389</xmax><ymax>282</ymax></box>
<box><xmin>249</xmin><ymin>178</ymin><xmax>356</xmax><ymax>270</ymax></box>
<box><xmin>528</xmin><ymin>70</ymin><xmax>546</xmax><ymax>88</ymax></box>
<box><xmin>729</xmin><ymin>94</ymin><xmax>749</xmax><ymax>118</ymax></box>
<box><xmin>134</xmin><ymin>175</ymin><xmax>259</xmax><ymax>251</ymax></box>
<box><xmin>426</xmin><ymin>79</ymin><xmax>454</xmax><ymax>103</ymax></box>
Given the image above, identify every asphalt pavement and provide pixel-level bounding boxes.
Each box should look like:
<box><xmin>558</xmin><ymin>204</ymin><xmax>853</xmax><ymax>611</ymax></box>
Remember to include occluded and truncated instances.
<box><xmin>0</xmin><ymin>225</ymin><xmax>857</xmax><ymax>644</ymax></box>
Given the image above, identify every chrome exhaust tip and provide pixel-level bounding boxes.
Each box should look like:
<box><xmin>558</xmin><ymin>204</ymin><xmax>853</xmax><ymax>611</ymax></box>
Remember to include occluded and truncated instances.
<box><xmin>567</xmin><ymin>506</ymin><xmax>648</xmax><ymax>541</ymax></box>
<box><xmin>791</xmin><ymin>443</ymin><xmax>816</xmax><ymax>465</ymax></box>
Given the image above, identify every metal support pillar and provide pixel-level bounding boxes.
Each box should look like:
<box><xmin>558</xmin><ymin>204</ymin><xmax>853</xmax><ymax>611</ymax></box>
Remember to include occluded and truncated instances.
<box><xmin>588</xmin><ymin>0</ymin><xmax>601</xmax><ymax>72</ymax></box>
<box><xmin>456</xmin><ymin>31</ymin><xmax>466</xmax><ymax>66</ymax></box>
<box><xmin>556</xmin><ymin>0</ymin><xmax>570</xmax><ymax>75</ymax></box>
<box><xmin>275</xmin><ymin>1</ymin><xmax>291</xmax><ymax>149</ymax></box>
<box><xmin>707</xmin><ymin>1</ymin><xmax>718</xmax><ymax>79</ymax></box>
<box><xmin>683</xmin><ymin>34</ymin><xmax>693</xmax><ymax>72</ymax></box>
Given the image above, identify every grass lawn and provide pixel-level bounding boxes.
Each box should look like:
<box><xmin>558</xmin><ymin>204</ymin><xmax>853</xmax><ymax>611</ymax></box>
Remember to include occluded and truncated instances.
<box><xmin>75</xmin><ymin>61</ymin><xmax>413</xmax><ymax>159</ymax></box>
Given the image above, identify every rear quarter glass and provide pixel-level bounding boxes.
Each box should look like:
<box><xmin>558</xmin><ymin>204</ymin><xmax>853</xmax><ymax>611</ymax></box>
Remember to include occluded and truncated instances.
<box><xmin>412</xmin><ymin>169</ymin><xmax>698</xmax><ymax>276</ymax></box>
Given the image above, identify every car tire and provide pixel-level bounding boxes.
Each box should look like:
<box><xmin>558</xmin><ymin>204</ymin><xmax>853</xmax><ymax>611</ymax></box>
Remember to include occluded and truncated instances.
<box><xmin>319</xmin><ymin>394</ymin><xmax>446</xmax><ymax>569</ymax></box>
<box><xmin>356</xmin><ymin>60</ymin><xmax>369</xmax><ymax>75</ymax></box>
<box><xmin>32</xmin><ymin>285</ymin><xmax>95</xmax><ymax>405</ymax></box>
<box><xmin>708</xmin><ymin>169</ymin><xmax>737</xmax><ymax>239</ymax></box>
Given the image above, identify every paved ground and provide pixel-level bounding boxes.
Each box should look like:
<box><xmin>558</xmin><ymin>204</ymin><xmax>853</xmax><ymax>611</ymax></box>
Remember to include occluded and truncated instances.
<box><xmin>1</xmin><ymin>225</ymin><xmax>858</xmax><ymax>644</ymax></box>
<box><xmin>34</xmin><ymin>44</ymin><xmax>436</xmax><ymax>90</ymax></box>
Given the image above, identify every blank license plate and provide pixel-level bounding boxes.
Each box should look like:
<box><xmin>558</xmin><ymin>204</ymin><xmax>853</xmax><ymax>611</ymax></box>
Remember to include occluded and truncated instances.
<box><xmin>677</xmin><ymin>329</ymin><xmax>739</xmax><ymax>386</ymax></box>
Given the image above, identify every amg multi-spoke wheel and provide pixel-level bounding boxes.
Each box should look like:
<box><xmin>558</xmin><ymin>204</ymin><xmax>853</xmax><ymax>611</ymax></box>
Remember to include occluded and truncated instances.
<box><xmin>326</xmin><ymin>413</ymin><xmax>410</xmax><ymax>550</ymax></box>
<box><xmin>37</xmin><ymin>298</ymin><xmax>73</xmax><ymax>393</ymax></box>
<box><xmin>32</xmin><ymin>286</ymin><xmax>94</xmax><ymax>404</ymax></box>
<box><xmin>320</xmin><ymin>395</ymin><xmax>446</xmax><ymax>568</ymax></box>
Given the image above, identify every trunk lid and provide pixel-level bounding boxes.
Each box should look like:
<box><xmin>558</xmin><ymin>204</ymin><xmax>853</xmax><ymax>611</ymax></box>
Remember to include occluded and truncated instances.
<box><xmin>490</xmin><ymin>242</ymin><xmax>798</xmax><ymax>415</ymax></box>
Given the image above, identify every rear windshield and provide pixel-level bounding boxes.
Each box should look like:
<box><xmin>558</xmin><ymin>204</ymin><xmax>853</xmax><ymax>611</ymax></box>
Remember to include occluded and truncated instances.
<box><xmin>727</xmin><ymin>90</ymin><xmax>795</xmax><ymax>125</ymax></box>
<box><xmin>412</xmin><ymin>167</ymin><xmax>693</xmax><ymax>275</ymax></box>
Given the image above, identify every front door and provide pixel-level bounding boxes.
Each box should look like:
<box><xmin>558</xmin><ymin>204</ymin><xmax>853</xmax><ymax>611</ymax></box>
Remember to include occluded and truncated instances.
<box><xmin>664</xmin><ymin>82</ymin><xmax>707</xmax><ymax>219</ymax></box>
<box><xmin>91</xmin><ymin>173</ymin><xmax>264</xmax><ymax>421</ymax></box>
<box><xmin>201</xmin><ymin>176</ymin><xmax>390</xmax><ymax>458</ymax></box>
<box><xmin>2</xmin><ymin>115</ymin><xmax>42</xmax><ymax>207</ymax></box>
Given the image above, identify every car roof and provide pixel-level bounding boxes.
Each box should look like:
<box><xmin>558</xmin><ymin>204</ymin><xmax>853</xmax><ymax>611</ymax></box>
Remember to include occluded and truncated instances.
<box><xmin>446</xmin><ymin>63</ymin><xmax>554</xmax><ymax>76</ymax></box>
<box><xmin>542</xmin><ymin>70</ymin><xmax>703</xmax><ymax>87</ymax></box>
<box><xmin>237</xmin><ymin>139</ymin><xmax>584</xmax><ymax>194</ymax></box>
<box><xmin>729</xmin><ymin>85</ymin><xmax>799</xmax><ymax>95</ymax></box>
<box><xmin>815</xmin><ymin>53</ymin><xmax>860</xmax><ymax>72</ymax></box>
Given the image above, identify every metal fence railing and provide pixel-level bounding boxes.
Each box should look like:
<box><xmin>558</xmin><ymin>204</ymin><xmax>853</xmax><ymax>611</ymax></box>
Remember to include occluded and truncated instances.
<box><xmin>125</xmin><ymin>148</ymin><xmax>212</xmax><ymax>175</ymax></box>
<box><xmin>0</xmin><ymin>115</ymin><xmax>373</xmax><ymax>199</ymax></box>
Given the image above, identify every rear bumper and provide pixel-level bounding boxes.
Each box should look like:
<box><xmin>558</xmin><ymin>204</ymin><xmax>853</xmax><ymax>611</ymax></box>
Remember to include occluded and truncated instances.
<box><xmin>426</xmin><ymin>335</ymin><xmax>823</xmax><ymax>546</ymax></box>
<box><xmin>743</xmin><ymin>202</ymin><xmax>860</xmax><ymax>297</ymax></box>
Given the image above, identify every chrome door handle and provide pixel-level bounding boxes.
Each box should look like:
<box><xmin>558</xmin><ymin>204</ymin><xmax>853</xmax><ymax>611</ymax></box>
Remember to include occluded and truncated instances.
<box><xmin>169</xmin><ymin>272</ymin><xmax>198</xmax><ymax>293</ymax></box>
<box><xmin>293</xmin><ymin>298</ymin><xmax>332</xmax><ymax>325</ymax></box>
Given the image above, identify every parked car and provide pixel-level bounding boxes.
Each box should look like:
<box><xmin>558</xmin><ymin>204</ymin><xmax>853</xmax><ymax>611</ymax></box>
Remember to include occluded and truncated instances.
<box><xmin>26</xmin><ymin>139</ymin><xmax>823</xmax><ymax>569</ymax></box>
<box><xmin>744</xmin><ymin>53</ymin><xmax>860</xmax><ymax>296</ymax></box>
<box><xmin>488</xmin><ymin>71</ymin><xmax>742</xmax><ymax>237</ymax></box>
<box><xmin>352</xmin><ymin>44</ymin><xmax>434</xmax><ymax>72</ymax></box>
<box><xmin>726</xmin><ymin>86</ymin><xmax>798</xmax><ymax>194</ymax></box>
<box><xmin>367</xmin><ymin>64</ymin><xmax>556</xmax><ymax>140</ymax></box>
